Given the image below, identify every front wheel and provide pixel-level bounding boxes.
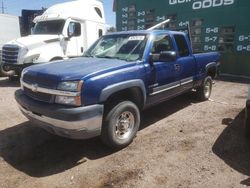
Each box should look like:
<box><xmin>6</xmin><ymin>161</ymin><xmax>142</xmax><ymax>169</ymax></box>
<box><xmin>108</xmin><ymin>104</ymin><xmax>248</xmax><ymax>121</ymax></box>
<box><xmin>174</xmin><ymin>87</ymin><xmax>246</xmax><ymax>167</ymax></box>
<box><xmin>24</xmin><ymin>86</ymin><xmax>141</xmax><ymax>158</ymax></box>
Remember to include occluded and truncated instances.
<box><xmin>101</xmin><ymin>101</ymin><xmax>140</xmax><ymax>149</ymax></box>
<box><xmin>196</xmin><ymin>76</ymin><xmax>213</xmax><ymax>101</ymax></box>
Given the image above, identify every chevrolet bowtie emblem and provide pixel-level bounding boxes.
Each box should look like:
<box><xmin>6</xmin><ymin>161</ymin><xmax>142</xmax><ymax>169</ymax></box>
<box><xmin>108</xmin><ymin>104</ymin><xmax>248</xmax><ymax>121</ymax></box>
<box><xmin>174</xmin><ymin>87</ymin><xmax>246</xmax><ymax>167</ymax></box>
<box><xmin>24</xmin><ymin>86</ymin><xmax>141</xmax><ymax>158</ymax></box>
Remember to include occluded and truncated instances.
<box><xmin>31</xmin><ymin>84</ymin><xmax>38</xmax><ymax>92</ymax></box>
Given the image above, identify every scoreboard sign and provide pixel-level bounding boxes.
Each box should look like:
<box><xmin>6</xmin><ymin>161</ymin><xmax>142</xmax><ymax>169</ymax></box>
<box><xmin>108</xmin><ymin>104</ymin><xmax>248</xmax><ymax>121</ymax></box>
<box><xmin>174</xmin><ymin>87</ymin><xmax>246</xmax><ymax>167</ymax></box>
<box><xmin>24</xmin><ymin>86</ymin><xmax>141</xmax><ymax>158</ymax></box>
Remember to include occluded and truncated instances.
<box><xmin>115</xmin><ymin>0</ymin><xmax>250</xmax><ymax>76</ymax></box>
<box><xmin>169</xmin><ymin>0</ymin><xmax>234</xmax><ymax>10</ymax></box>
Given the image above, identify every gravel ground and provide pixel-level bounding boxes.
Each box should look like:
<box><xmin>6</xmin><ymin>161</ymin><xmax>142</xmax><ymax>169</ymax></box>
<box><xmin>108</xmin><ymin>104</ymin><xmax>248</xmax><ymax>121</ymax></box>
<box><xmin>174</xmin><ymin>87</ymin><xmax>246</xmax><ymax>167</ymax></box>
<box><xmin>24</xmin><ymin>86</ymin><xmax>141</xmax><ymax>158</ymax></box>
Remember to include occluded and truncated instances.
<box><xmin>0</xmin><ymin>76</ymin><xmax>249</xmax><ymax>188</ymax></box>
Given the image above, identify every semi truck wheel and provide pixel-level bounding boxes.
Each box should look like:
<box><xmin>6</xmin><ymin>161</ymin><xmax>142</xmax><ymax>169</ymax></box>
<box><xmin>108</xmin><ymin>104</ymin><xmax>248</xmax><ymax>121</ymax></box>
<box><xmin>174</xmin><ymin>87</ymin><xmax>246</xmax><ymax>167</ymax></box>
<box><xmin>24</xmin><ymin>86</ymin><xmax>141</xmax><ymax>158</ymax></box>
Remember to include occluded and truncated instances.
<box><xmin>101</xmin><ymin>101</ymin><xmax>140</xmax><ymax>149</ymax></box>
<box><xmin>196</xmin><ymin>76</ymin><xmax>212</xmax><ymax>101</ymax></box>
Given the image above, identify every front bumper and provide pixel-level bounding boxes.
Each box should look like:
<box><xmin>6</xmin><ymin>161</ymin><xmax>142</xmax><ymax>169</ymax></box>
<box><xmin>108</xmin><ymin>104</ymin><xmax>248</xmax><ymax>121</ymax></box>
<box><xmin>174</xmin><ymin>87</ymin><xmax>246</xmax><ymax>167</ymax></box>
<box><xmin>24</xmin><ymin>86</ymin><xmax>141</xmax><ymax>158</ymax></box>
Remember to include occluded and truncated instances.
<box><xmin>15</xmin><ymin>90</ymin><xmax>104</xmax><ymax>139</ymax></box>
<box><xmin>1</xmin><ymin>63</ymin><xmax>32</xmax><ymax>76</ymax></box>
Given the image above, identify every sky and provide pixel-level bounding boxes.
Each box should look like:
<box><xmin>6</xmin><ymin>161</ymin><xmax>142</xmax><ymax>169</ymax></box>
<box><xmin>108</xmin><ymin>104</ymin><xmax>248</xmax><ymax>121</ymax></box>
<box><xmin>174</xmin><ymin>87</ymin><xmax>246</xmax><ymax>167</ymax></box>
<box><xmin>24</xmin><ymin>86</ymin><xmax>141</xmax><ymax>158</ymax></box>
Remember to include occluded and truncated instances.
<box><xmin>2</xmin><ymin>0</ymin><xmax>116</xmax><ymax>26</ymax></box>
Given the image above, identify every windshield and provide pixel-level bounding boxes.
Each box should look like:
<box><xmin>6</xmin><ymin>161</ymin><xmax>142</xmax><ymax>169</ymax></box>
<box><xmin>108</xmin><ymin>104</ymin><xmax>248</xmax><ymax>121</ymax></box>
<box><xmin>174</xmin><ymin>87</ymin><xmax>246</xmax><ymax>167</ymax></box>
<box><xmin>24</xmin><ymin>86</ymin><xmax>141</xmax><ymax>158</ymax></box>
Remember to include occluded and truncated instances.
<box><xmin>33</xmin><ymin>20</ymin><xmax>65</xmax><ymax>35</ymax></box>
<box><xmin>85</xmin><ymin>34</ymin><xmax>148</xmax><ymax>61</ymax></box>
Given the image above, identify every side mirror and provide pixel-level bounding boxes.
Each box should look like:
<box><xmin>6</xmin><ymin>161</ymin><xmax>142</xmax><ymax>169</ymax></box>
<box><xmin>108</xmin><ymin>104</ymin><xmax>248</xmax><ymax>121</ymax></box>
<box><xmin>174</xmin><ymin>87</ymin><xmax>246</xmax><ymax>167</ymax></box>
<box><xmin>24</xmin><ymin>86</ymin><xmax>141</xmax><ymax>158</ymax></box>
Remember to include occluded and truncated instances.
<box><xmin>68</xmin><ymin>22</ymin><xmax>75</xmax><ymax>38</ymax></box>
<box><xmin>149</xmin><ymin>51</ymin><xmax>177</xmax><ymax>64</ymax></box>
<box><xmin>159</xmin><ymin>51</ymin><xmax>177</xmax><ymax>62</ymax></box>
<box><xmin>31</xmin><ymin>27</ymin><xmax>34</xmax><ymax>35</ymax></box>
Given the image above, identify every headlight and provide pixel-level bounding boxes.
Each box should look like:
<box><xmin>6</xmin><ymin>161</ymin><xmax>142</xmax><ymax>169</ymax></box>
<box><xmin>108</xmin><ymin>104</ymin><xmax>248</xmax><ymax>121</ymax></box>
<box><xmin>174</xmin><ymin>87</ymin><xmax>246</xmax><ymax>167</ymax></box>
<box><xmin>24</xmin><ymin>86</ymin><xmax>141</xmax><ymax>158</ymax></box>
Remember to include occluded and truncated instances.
<box><xmin>55</xmin><ymin>96</ymin><xmax>81</xmax><ymax>106</ymax></box>
<box><xmin>56</xmin><ymin>81</ymin><xmax>83</xmax><ymax>106</ymax></box>
<box><xmin>57</xmin><ymin>81</ymin><xmax>82</xmax><ymax>92</ymax></box>
<box><xmin>24</xmin><ymin>54</ymin><xmax>40</xmax><ymax>63</ymax></box>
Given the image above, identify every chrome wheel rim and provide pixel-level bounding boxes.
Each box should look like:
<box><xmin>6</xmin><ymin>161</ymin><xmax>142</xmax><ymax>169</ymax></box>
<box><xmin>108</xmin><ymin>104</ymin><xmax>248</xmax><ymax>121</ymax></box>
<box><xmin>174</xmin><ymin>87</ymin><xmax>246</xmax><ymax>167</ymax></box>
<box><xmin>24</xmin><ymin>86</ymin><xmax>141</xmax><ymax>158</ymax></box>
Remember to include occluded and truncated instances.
<box><xmin>115</xmin><ymin>111</ymin><xmax>135</xmax><ymax>140</ymax></box>
<box><xmin>204</xmin><ymin>80</ymin><xmax>211</xmax><ymax>98</ymax></box>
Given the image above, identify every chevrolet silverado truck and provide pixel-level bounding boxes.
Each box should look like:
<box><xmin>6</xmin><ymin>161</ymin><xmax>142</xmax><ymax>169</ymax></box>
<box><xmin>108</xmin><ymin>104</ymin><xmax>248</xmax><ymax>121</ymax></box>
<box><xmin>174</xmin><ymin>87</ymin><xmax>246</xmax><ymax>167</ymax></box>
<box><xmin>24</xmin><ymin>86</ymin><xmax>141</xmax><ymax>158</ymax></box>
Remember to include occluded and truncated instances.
<box><xmin>246</xmin><ymin>85</ymin><xmax>250</xmax><ymax>138</ymax></box>
<box><xmin>15</xmin><ymin>30</ymin><xmax>220</xmax><ymax>148</ymax></box>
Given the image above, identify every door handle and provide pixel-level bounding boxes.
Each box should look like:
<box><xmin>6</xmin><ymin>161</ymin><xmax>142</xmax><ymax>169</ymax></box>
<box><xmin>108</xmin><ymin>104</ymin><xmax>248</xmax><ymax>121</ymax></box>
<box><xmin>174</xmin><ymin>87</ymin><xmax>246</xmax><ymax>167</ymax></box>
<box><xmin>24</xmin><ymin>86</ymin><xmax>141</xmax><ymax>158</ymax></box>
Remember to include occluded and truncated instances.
<box><xmin>174</xmin><ymin>64</ymin><xmax>180</xmax><ymax>71</ymax></box>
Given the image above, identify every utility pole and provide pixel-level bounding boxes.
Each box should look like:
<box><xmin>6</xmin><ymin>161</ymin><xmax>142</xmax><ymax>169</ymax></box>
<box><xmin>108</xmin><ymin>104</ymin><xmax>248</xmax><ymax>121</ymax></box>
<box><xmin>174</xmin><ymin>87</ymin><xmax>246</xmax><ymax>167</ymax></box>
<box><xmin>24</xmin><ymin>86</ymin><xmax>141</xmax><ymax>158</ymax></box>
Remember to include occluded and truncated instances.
<box><xmin>1</xmin><ymin>0</ymin><xmax>6</xmax><ymax>14</ymax></box>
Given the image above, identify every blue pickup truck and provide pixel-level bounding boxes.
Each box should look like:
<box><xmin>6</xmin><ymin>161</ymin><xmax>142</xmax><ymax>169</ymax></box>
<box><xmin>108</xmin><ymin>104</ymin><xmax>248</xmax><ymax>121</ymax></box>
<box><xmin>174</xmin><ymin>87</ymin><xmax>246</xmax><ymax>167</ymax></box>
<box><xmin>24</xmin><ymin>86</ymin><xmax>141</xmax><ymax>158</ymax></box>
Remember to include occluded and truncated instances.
<box><xmin>246</xmin><ymin>85</ymin><xmax>250</xmax><ymax>137</ymax></box>
<box><xmin>15</xmin><ymin>30</ymin><xmax>220</xmax><ymax>148</ymax></box>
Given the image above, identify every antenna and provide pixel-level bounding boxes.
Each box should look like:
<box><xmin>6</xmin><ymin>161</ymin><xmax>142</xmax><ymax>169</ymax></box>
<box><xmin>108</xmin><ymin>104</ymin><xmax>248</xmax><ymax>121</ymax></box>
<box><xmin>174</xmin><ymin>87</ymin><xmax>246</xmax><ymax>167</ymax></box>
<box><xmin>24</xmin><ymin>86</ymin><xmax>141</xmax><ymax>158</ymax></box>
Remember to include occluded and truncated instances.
<box><xmin>1</xmin><ymin>0</ymin><xmax>6</xmax><ymax>14</ymax></box>
<box><xmin>147</xmin><ymin>19</ymin><xmax>170</xmax><ymax>31</ymax></box>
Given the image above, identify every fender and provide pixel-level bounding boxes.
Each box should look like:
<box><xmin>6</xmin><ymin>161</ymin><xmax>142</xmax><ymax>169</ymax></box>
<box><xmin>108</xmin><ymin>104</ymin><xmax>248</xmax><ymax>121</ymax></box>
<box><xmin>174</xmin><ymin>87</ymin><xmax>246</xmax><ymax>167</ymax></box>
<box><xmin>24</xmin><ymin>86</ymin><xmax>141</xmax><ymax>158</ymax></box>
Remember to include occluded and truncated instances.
<box><xmin>99</xmin><ymin>79</ymin><xmax>147</xmax><ymax>105</ymax></box>
<box><xmin>206</xmin><ymin>62</ymin><xmax>217</xmax><ymax>72</ymax></box>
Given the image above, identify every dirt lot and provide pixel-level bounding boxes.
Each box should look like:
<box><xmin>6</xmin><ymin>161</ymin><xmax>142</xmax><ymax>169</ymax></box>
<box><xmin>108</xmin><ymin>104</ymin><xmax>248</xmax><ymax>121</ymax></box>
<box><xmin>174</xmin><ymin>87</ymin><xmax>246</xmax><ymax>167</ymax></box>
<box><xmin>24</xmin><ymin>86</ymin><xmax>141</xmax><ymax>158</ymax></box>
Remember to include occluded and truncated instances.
<box><xmin>0</xmin><ymin>76</ymin><xmax>249</xmax><ymax>188</ymax></box>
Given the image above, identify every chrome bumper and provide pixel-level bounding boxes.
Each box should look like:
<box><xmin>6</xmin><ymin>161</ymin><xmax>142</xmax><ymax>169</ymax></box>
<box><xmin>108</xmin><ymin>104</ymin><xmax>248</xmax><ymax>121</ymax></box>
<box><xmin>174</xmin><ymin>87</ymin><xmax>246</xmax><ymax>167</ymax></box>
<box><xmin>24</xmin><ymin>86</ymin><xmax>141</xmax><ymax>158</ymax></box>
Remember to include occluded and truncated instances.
<box><xmin>19</xmin><ymin>104</ymin><xmax>104</xmax><ymax>139</ymax></box>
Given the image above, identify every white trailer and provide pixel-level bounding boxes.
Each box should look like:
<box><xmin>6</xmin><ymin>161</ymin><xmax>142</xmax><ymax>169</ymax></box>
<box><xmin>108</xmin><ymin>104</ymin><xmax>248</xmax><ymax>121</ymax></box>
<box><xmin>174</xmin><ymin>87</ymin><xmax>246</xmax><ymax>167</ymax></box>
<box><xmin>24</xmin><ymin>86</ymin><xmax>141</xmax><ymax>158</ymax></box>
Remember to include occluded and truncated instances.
<box><xmin>1</xmin><ymin>0</ymin><xmax>106</xmax><ymax>79</ymax></box>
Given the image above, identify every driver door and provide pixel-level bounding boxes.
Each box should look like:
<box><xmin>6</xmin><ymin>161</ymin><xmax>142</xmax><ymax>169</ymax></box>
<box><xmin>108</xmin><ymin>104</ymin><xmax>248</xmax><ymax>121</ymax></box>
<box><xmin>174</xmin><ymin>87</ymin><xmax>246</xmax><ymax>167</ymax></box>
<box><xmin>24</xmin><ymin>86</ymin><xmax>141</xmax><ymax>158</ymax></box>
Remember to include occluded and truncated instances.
<box><xmin>147</xmin><ymin>34</ymin><xmax>181</xmax><ymax>104</ymax></box>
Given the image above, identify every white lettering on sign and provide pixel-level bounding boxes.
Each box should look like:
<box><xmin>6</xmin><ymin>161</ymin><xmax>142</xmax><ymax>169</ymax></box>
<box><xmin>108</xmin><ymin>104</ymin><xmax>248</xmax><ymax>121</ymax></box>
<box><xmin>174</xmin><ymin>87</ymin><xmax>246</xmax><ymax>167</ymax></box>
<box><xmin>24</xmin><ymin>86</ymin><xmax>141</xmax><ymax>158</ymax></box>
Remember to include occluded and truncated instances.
<box><xmin>128</xmin><ymin>36</ymin><xmax>145</xmax><ymax>41</ymax></box>
<box><xmin>137</xmin><ymin>26</ymin><xmax>145</xmax><ymax>30</ymax></box>
<box><xmin>122</xmin><ymin>27</ymin><xmax>128</xmax><ymax>31</ymax></box>
<box><xmin>122</xmin><ymin>14</ymin><xmax>128</xmax><ymax>18</ymax></box>
<box><xmin>239</xmin><ymin>35</ymin><xmax>250</xmax><ymax>42</ymax></box>
<box><xmin>179</xmin><ymin>21</ymin><xmax>189</xmax><ymax>27</ymax></box>
<box><xmin>204</xmin><ymin>45</ymin><xmax>217</xmax><ymax>51</ymax></box>
<box><xmin>206</xmin><ymin>27</ymin><xmax>219</xmax><ymax>34</ymax></box>
<box><xmin>137</xmin><ymin>19</ymin><xmax>145</xmax><ymax>23</ymax></box>
<box><xmin>237</xmin><ymin>45</ymin><xmax>250</xmax><ymax>52</ymax></box>
<box><xmin>156</xmin><ymin>16</ymin><xmax>166</xmax><ymax>22</ymax></box>
<box><xmin>205</xmin><ymin>36</ymin><xmax>218</xmax><ymax>42</ymax></box>
<box><xmin>169</xmin><ymin>0</ymin><xmax>234</xmax><ymax>10</ymax></box>
<box><xmin>122</xmin><ymin>7</ymin><xmax>128</xmax><ymax>12</ymax></box>
<box><xmin>122</xmin><ymin>20</ymin><xmax>128</xmax><ymax>25</ymax></box>
<box><xmin>138</xmin><ymin>11</ymin><xmax>146</xmax><ymax>17</ymax></box>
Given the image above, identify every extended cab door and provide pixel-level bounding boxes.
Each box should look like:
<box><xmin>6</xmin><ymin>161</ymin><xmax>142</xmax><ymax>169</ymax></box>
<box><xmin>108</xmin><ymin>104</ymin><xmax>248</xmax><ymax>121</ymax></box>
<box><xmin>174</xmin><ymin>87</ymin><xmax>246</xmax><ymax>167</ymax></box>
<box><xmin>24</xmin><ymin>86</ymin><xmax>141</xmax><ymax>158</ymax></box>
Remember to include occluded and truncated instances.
<box><xmin>173</xmin><ymin>34</ymin><xmax>196</xmax><ymax>91</ymax></box>
<box><xmin>147</xmin><ymin>34</ymin><xmax>181</xmax><ymax>104</ymax></box>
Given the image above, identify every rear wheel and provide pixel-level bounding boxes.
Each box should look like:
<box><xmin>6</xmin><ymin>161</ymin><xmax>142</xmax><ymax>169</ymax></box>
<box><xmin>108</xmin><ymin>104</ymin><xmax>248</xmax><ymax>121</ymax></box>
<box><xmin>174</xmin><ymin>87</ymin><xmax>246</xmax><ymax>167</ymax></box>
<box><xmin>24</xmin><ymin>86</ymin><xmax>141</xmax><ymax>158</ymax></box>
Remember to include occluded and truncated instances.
<box><xmin>196</xmin><ymin>76</ymin><xmax>212</xmax><ymax>101</ymax></box>
<box><xmin>101</xmin><ymin>101</ymin><xmax>140</xmax><ymax>149</ymax></box>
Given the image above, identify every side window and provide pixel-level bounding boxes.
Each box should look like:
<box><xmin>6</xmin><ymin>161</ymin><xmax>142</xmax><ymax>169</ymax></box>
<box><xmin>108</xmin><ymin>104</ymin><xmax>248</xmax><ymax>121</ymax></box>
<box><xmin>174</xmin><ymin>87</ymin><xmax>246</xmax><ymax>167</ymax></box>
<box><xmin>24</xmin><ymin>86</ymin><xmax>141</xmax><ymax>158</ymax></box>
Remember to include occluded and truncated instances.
<box><xmin>151</xmin><ymin>35</ymin><xmax>173</xmax><ymax>54</ymax></box>
<box><xmin>69</xmin><ymin>22</ymin><xmax>81</xmax><ymax>37</ymax></box>
<box><xmin>99</xmin><ymin>29</ymin><xmax>103</xmax><ymax>38</ymax></box>
<box><xmin>74</xmin><ymin>22</ymin><xmax>81</xmax><ymax>36</ymax></box>
<box><xmin>174</xmin><ymin>35</ymin><xmax>189</xmax><ymax>57</ymax></box>
<box><xmin>95</xmin><ymin>7</ymin><xmax>103</xmax><ymax>18</ymax></box>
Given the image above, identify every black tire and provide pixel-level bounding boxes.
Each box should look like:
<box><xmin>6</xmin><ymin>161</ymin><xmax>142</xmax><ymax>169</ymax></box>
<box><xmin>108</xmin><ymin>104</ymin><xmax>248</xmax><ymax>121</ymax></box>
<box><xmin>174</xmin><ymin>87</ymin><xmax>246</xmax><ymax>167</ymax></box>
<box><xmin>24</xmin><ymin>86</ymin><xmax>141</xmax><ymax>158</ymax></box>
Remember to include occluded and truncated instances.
<box><xmin>101</xmin><ymin>101</ymin><xmax>140</xmax><ymax>149</ymax></box>
<box><xmin>196</xmin><ymin>76</ymin><xmax>213</xmax><ymax>101</ymax></box>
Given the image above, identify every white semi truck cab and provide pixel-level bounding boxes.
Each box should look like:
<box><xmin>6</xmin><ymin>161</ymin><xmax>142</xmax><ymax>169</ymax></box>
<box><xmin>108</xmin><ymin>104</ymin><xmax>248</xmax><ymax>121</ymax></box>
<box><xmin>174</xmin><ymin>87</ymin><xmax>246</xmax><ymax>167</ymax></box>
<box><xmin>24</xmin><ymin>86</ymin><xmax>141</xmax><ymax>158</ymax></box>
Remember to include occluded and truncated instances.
<box><xmin>1</xmin><ymin>0</ymin><xmax>106</xmax><ymax>79</ymax></box>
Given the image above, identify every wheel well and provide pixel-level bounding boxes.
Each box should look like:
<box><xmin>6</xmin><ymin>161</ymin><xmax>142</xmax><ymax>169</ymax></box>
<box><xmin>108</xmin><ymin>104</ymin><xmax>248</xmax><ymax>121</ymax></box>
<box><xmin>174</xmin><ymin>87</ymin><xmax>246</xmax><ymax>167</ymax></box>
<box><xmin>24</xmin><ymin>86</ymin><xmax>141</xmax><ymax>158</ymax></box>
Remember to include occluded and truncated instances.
<box><xmin>50</xmin><ymin>57</ymin><xmax>63</xmax><ymax>61</ymax></box>
<box><xmin>207</xmin><ymin>66</ymin><xmax>217</xmax><ymax>79</ymax></box>
<box><xmin>104</xmin><ymin>87</ymin><xmax>144</xmax><ymax>111</ymax></box>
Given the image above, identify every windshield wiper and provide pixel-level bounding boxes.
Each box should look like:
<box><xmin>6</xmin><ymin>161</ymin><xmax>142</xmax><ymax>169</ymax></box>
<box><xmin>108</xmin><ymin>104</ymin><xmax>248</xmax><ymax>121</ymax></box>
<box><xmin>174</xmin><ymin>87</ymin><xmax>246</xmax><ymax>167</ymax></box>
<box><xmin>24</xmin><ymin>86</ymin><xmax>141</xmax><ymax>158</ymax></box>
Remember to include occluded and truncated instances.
<box><xmin>96</xmin><ymin>55</ymin><xmax>129</xmax><ymax>61</ymax></box>
<box><xmin>96</xmin><ymin>55</ymin><xmax>114</xmax><ymax>59</ymax></box>
<box><xmin>83</xmin><ymin>53</ymin><xmax>95</xmax><ymax>58</ymax></box>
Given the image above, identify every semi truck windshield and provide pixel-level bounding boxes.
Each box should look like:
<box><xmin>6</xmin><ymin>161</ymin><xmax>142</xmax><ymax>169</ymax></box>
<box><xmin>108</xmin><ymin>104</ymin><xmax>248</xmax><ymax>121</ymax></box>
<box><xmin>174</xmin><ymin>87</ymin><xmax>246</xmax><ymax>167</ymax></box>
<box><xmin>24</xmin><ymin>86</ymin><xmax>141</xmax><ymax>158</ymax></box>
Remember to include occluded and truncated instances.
<box><xmin>33</xmin><ymin>20</ymin><xmax>65</xmax><ymax>35</ymax></box>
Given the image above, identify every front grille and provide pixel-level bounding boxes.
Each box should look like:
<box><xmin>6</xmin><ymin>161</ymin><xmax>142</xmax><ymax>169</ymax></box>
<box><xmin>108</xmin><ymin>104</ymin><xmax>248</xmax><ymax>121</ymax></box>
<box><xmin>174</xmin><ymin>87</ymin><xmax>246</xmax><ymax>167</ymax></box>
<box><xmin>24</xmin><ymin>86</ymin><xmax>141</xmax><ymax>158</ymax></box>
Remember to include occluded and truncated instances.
<box><xmin>2</xmin><ymin>45</ymin><xmax>19</xmax><ymax>64</ymax></box>
<box><xmin>23</xmin><ymin>73</ymin><xmax>57</xmax><ymax>89</ymax></box>
<box><xmin>24</xmin><ymin>87</ymin><xmax>53</xmax><ymax>103</ymax></box>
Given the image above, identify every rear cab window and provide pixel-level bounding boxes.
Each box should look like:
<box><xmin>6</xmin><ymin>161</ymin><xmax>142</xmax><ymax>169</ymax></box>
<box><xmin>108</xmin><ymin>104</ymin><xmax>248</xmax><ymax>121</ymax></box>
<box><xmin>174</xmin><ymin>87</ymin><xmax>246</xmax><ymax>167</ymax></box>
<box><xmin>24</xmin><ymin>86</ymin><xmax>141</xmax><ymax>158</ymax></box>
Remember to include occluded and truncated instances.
<box><xmin>173</xmin><ymin>34</ymin><xmax>190</xmax><ymax>57</ymax></box>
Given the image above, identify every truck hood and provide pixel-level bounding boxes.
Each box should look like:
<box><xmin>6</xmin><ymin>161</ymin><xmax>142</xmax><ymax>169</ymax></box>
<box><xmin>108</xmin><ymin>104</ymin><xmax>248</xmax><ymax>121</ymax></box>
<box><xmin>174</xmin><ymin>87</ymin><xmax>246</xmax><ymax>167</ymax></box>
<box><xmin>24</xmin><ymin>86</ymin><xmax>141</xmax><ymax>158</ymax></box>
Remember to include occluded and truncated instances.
<box><xmin>24</xmin><ymin>57</ymin><xmax>137</xmax><ymax>81</ymax></box>
<box><xmin>7</xmin><ymin>35</ymin><xmax>60</xmax><ymax>48</ymax></box>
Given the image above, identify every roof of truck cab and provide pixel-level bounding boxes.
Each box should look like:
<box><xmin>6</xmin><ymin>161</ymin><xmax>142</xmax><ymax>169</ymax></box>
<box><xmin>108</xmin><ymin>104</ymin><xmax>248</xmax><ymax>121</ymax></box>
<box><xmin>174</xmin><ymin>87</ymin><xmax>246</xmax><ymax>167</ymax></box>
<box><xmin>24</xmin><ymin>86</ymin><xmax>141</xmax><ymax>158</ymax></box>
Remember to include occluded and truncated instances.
<box><xmin>106</xmin><ymin>30</ymin><xmax>186</xmax><ymax>36</ymax></box>
<box><xmin>34</xmin><ymin>0</ymin><xmax>105</xmax><ymax>23</ymax></box>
